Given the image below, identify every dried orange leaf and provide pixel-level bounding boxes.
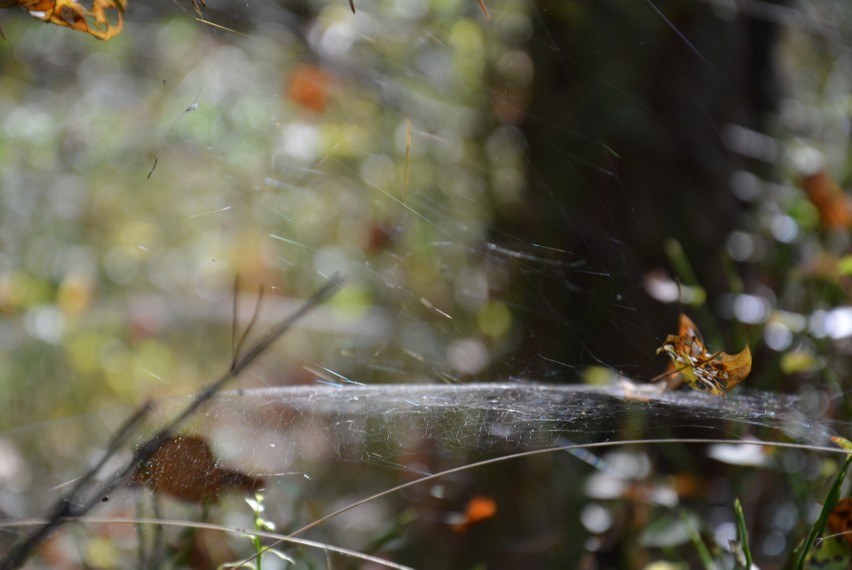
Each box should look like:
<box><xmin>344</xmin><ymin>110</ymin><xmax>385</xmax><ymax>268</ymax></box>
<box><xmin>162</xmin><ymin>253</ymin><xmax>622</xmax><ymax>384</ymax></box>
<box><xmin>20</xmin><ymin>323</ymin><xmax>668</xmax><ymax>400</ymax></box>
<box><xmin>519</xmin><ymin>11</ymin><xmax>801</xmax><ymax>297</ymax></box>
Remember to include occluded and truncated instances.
<box><xmin>287</xmin><ymin>64</ymin><xmax>331</xmax><ymax>114</ymax></box>
<box><xmin>802</xmin><ymin>170</ymin><xmax>852</xmax><ymax>230</ymax></box>
<box><xmin>828</xmin><ymin>497</ymin><xmax>852</xmax><ymax>547</ymax></box>
<box><xmin>717</xmin><ymin>345</ymin><xmax>751</xmax><ymax>391</ymax></box>
<box><xmin>656</xmin><ymin>313</ymin><xmax>751</xmax><ymax>396</ymax></box>
<box><xmin>1</xmin><ymin>0</ymin><xmax>125</xmax><ymax>40</ymax></box>
<box><xmin>450</xmin><ymin>495</ymin><xmax>497</xmax><ymax>533</ymax></box>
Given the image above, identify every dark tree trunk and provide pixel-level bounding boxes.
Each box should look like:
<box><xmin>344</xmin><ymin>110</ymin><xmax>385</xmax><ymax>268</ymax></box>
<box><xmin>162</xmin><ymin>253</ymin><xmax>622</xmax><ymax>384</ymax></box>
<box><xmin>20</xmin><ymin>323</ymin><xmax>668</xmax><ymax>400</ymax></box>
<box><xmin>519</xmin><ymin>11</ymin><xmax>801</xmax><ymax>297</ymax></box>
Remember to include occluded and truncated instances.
<box><xmin>500</xmin><ymin>0</ymin><xmax>781</xmax><ymax>377</ymax></box>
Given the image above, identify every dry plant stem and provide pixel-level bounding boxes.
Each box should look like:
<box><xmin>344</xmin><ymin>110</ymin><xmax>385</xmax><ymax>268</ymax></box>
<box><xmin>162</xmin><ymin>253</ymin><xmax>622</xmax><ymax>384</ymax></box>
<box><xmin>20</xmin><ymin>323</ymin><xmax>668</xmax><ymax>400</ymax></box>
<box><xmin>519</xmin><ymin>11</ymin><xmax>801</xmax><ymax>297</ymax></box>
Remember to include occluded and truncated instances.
<box><xmin>239</xmin><ymin>438</ymin><xmax>850</xmax><ymax>566</ymax></box>
<box><xmin>477</xmin><ymin>0</ymin><xmax>490</xmax><ymax>19</ymax></box>
<box><xmin>0</xmin><ymin>517</ymin><xmax>412</xmax><ymax>570</ymax></box>
<box><xmin>232</xmin><ymin>278</ymin><xmax>265</xmax><ymax>373</ymax></box>
<box><xmin>403</xmin><ymin>118</ymin><xmax>412</xmax><ymax>202</ymax></box>
<box><xmin>193</xmin><ymin>17</ymin><xmax>247</xmax><ymax>36</ymax></box>
<box><xmin>0</xmin><ymin>275</ymin><xmax>343</xmax><ymax>570</ymax></box>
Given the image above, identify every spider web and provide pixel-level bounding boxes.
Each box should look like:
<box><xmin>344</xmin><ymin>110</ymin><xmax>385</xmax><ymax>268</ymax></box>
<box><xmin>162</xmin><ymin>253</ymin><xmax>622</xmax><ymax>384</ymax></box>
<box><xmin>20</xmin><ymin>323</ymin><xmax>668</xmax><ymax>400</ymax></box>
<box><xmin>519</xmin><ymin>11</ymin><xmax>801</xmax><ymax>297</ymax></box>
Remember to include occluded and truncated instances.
<box><xmin>0</xmin><ymin>381</ymin><xmax>844</xmax><ymax>567</ymax></box>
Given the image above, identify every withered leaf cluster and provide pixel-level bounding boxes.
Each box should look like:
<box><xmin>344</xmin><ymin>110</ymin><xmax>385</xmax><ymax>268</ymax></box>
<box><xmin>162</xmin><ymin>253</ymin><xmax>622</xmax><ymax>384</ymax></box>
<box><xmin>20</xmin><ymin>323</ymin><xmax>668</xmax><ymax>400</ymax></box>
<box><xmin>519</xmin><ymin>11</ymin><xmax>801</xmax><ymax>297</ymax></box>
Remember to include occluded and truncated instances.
<box><xmin>656</xmin><ymin>314</ymin><xmax>752</xmax><ymax>396</ymax></box>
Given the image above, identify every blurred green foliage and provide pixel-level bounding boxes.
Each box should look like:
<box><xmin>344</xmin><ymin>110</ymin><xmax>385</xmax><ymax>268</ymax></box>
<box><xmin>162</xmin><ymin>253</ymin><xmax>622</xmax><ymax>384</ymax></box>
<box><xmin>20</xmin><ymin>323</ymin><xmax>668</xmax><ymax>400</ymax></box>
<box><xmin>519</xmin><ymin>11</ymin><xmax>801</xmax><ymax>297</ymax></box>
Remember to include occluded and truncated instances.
<box><xmin>0</xmin><ymin>0</ymin><xmax>533</xmax><ymax>424</ymax></box>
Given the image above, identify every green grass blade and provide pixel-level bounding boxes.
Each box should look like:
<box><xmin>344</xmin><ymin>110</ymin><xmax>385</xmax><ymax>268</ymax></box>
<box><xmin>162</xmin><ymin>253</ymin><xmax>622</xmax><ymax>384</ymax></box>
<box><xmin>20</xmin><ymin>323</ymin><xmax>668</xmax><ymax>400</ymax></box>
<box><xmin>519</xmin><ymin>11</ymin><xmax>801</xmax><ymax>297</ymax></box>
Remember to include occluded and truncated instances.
<box><xmin>734</xmin><ymin>498</ymin><xmax>752</xmax><ymax>569</ymax></box>
<box><xmin>794</xmin><ymin>453</ymin><xmax>852</xmax><ymax>570</ymax></box>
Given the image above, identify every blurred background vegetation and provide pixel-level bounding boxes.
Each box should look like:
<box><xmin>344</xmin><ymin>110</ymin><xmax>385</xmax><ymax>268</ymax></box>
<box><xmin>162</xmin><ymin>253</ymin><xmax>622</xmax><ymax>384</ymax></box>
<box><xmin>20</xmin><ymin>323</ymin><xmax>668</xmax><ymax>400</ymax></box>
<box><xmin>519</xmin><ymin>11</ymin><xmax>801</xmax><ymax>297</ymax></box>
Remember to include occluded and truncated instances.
<box><xmin>1</xmin><ymin>0</ymin><xmax>852</xmax><ymax>567</ymax></box>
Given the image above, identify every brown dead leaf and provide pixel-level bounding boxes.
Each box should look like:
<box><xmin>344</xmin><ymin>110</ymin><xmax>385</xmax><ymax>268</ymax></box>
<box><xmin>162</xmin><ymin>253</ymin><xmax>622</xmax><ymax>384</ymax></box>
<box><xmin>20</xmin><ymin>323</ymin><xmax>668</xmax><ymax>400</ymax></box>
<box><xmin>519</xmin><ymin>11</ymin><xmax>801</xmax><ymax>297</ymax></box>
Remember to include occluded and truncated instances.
<box><xmin>131</xmin><ymin>434</ymin><xmax>264</xmax><ymax>503</ymax></box>
<box><xmin>656</xmin><ymin>314</ymin><xmax>751</xmax><ymax>396</ymax></box>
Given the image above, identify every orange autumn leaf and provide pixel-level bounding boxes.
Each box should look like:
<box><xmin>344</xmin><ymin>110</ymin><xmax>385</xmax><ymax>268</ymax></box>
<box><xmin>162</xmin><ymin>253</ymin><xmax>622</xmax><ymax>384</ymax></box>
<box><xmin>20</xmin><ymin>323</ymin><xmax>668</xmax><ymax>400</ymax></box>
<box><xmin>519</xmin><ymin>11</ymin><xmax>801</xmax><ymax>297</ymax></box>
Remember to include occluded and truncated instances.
<box><xmin>450</xmin><ymin>495</ymin><xmax>497</xmax><ymax>533</ymax></box>
<box><xmin>828</xmin><ymin>497</ymin><xmax>852</xmax><ymax>547</ymax></box>
<box><xmin>0</xmin><ymin>0</ymin><xmax>125</xmax><ymax>40</ymax></box>
<box><xmin>286</xmin><ymin>64</ymin><xmax>331</xmax><ymax>114</ymax></box>
<box><xmin>131</xmin><ymin>434</ymin><xmax>264</xmax><ymax>504</ymax></box>
<box><xmin>802</xmin><ymin>170</ymin><xmax>852</xmax><ymax>230</ymax></box>
<box><xmin>656</xmin><ymin>313</ymin><xmax>751</xmax><ymax>396</ymax></box>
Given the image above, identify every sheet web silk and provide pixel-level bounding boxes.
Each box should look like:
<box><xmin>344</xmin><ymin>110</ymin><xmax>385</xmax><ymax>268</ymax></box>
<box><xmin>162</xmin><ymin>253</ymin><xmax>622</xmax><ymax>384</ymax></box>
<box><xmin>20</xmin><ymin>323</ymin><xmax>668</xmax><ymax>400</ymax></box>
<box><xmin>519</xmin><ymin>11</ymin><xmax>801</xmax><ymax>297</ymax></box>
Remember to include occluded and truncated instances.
<box><xmin>147</xmin><ymin>383</ymin><xmax>836</xmax><ymax>476</ymax></box>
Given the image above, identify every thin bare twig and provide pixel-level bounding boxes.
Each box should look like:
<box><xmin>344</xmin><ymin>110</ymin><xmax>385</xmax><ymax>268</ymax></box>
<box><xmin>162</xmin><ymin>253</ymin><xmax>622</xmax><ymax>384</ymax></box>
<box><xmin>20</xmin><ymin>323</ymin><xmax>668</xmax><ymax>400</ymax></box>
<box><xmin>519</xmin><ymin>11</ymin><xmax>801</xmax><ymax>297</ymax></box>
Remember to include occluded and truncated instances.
<box><xmin>231</xmin><ymin>278</ymin><xmax>265</xmax><ymax>372</ymax></box>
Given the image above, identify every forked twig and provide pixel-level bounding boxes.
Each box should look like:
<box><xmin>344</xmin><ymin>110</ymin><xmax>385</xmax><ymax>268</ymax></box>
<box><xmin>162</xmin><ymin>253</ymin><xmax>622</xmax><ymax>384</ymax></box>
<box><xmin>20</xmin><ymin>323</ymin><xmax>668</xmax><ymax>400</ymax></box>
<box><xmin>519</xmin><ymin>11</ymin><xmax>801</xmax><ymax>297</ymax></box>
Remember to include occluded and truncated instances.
<box><xmin>231</xmin><ymin>276</ymin><xmax>265</xmax><ymax>372</ymax></box>
<box><xmin>0</xmin><ymin>274</ymin><xmax>343</xmax><ymax>570</ymax></box>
